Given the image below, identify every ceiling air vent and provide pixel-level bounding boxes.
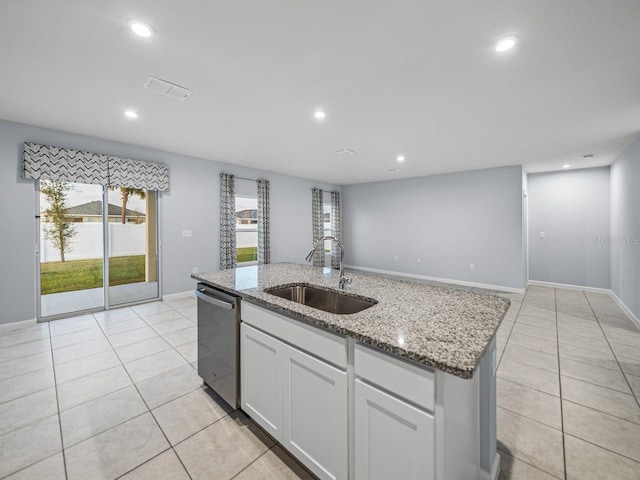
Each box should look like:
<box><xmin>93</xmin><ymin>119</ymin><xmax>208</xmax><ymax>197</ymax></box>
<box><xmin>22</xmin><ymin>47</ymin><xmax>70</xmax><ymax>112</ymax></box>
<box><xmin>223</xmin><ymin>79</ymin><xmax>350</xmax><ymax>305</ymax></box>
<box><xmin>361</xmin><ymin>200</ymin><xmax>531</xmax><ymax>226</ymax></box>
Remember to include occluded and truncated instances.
<box><xmin>143</xmin><ymin>76</ymin><xmax>192</xmax><ymax>101</ymax></box>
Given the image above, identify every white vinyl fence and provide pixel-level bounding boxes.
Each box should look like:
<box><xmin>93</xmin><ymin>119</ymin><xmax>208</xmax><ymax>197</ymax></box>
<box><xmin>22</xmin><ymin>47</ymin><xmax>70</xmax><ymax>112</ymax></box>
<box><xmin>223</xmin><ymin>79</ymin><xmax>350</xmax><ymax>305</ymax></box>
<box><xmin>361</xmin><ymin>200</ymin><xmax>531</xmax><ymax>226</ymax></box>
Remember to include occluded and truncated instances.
<box><xmin>236</xmin><ymin>224</ymin><xmax>258</xmax><ymax>249</ymax></box>
<box><xmin>40</xmin><ymin>223</ymin><xmax>146</xmax><ymax>262</ymax></box>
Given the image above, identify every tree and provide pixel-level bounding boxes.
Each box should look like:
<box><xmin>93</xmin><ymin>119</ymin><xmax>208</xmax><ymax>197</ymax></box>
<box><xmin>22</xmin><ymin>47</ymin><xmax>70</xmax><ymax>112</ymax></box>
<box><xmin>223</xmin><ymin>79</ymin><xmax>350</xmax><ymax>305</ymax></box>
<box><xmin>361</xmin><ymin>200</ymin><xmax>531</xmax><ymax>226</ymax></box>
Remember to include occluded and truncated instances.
<box><xmin>41</xmin><ymin>180</ymin><xmax>77</xmax><ymax>262</ymax></box>
<box><xmin>110</xmin><ymin>187</ymin><xmax>146</xmax><ymax>224</ymax></box>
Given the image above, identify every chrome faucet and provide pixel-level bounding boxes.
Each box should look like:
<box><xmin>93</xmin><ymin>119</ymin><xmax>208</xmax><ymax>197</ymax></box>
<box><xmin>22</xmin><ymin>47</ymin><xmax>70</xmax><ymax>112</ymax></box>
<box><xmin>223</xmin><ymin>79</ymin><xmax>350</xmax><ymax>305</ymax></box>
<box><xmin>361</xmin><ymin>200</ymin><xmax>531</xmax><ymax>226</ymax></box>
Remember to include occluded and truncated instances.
<box><xmin>305</xmin><ymin>236</ymin><xmax>352</xmax><ymax>290</ymax></box>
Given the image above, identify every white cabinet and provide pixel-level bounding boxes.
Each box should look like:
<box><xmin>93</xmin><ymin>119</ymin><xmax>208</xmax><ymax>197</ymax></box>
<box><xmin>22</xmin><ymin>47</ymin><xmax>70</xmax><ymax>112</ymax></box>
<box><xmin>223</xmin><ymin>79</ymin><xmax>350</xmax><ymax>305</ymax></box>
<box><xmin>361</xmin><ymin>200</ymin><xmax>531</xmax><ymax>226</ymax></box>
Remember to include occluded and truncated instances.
<box><xmin>284</xmin><ymin>346</ymin><xmax>348</xmax><ymax>480</ymax></box>
<box><xmin>354</xmin><ymin>344</ymin><xmax>436</xmax><ymax>480</ymax></box>
<box><xmin>241</xmin><ymin>303</ymin><xmax>497</xmax><ymax>480</ymax></box>
<box><xmin>240</xmin><ymin>321</ymin><xmax>348</xmax><ymax>480</ymax></box>
<box><xmin>355</xmin><ymin>379</ymin><xmax>435</xmax><ymax>480</ymax></box>
<box><xmin>240</xmin><ymin>323</ymin><xmax>283</xmax><ymax>440</ymax></box>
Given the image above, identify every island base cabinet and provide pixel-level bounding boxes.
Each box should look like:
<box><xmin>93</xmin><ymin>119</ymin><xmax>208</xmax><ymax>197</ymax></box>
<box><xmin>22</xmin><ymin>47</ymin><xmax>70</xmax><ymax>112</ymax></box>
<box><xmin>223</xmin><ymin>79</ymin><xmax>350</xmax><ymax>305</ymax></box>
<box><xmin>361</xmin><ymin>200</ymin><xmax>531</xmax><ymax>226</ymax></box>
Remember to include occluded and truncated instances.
<box><xmin>241</xmin><ymin>323</ymin><xmax>348</xmax><ymax>480</ymax></box>
<box><xmin>355</xmin><ymin>379</ymin><xmax>435</xmax><ymax>480</ymax></box>
<box><xmin>240</xmin><ymin>323</ymin><xmax>283</xmax><ymax>441</ymax></box>
<box><xmin>284</xmin><ymin>347</ymin><xmax>348</xmax><ymax>480</ymax></box>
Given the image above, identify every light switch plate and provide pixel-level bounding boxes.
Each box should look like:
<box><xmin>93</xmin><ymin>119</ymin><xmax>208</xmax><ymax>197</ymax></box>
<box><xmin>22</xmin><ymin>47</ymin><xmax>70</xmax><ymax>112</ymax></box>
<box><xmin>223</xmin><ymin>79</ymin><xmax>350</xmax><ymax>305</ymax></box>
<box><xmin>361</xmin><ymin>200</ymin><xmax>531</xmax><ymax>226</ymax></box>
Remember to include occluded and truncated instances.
<box><xmin>181</xmin><ymin>230</ymin><xmax>193</xmax><ymax>238</ymax></box>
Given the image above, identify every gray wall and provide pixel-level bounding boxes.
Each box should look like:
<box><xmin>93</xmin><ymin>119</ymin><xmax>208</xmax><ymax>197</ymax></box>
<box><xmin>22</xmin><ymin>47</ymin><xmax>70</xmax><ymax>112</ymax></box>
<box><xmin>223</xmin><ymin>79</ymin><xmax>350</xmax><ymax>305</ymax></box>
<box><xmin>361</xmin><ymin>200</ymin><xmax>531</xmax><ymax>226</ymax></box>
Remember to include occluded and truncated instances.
<box><xmin>342</xmin><ymin>166</ymin><xmax>525</xmax><ymax>290</ymax></box>
<box><xmin>0</xmin><ymin>119</ymin><xmax>338</xmax><ymax>325</ymax></box>
<box><xmin>611</xmin><ymin>138</ymin><xmax>640</xmax><ymax>320</ymax></box>
<box><xmin>528</xmin><ymin>167</ymin><xmax>610</xmax><ymax>289</ymax></box>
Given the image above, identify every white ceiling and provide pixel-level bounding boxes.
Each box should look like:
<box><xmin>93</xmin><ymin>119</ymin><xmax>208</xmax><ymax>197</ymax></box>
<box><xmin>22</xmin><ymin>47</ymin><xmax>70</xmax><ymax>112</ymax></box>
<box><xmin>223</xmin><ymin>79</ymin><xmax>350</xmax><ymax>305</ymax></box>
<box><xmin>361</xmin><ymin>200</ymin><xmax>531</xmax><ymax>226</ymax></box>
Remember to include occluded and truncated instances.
<box><xmin>1</xmin><ymin>0</ymin><xmax>639</xmax><ymax>185</ymax></box>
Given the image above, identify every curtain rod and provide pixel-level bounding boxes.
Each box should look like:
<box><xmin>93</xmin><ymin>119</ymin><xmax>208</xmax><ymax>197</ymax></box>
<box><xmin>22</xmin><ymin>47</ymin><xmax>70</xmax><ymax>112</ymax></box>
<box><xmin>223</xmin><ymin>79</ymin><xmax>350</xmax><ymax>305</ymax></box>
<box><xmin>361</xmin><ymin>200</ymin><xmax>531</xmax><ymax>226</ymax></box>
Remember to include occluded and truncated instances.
<box><xmin>234</xmin><ymin>175</ymin><xmax>264</xmax><ymax>182</ymax></box>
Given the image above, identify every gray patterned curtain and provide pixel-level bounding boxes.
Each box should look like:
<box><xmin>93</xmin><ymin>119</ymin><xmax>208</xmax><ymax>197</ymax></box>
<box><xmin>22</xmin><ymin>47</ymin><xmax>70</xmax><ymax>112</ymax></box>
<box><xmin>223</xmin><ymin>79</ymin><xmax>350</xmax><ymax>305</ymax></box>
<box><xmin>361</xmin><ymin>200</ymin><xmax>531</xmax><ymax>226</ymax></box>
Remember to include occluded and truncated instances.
<box><xmin>257</xmin><ymin>179</ymin><xmax>271</xmax><ymax>265</ymax></box>
<box><xmin>311</xmin><ymin>188</ymin><xmax>325</xmax><ymax>267</ymax></box>
<box><xmin>331</xmin><ymin>191</ymin><xmax>342</xmax><ymax>269</ymax></box>
<box><xmin>220</xmin><ymin>173</ymin><xmax>237</xmax><ymax>270</ymax></box>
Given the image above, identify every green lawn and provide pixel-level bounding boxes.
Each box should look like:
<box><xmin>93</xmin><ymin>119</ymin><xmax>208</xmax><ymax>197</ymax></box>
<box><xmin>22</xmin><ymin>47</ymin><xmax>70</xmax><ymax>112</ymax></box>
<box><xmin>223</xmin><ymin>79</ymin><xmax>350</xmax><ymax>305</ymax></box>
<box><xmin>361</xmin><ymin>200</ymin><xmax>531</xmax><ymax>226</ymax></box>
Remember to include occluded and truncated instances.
<box><xmin>41</xmin><ymin>255</ymin><xmax>145</xmax><ymax>295</ymax></box>
<box><xmin>237</xmin><ymin>247</ymin><xmax>258</xmax><ymax>263</ymax></box>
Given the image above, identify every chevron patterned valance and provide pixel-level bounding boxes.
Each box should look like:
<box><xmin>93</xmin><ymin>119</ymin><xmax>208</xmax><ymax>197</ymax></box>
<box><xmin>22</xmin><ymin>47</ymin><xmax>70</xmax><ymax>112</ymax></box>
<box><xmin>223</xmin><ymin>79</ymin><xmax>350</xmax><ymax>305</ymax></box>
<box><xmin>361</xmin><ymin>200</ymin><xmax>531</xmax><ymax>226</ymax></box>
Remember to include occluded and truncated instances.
<box><xmin>23</xmin><ymin>142</ymin><xmax>109</xmax><ymax>185</ymax></box>
<box><xmin>22</xmin><ymin>142</ymin><xmax>170</xmax><ymax>191</ymax></box>
<box><xmin>107</xmin><ymin>157</ymin><xmax>169</xmax><ymax>191</ymax></box>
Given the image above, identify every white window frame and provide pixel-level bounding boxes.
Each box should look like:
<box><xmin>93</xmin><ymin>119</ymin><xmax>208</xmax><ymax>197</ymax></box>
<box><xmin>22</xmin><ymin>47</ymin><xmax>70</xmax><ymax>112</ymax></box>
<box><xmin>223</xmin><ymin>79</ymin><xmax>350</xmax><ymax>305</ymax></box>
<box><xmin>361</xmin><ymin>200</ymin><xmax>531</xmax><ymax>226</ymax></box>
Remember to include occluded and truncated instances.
<box><xmin>235</xmin><ymin>194</ymin><xmax>259</xmax><ymax>266</ymax></box>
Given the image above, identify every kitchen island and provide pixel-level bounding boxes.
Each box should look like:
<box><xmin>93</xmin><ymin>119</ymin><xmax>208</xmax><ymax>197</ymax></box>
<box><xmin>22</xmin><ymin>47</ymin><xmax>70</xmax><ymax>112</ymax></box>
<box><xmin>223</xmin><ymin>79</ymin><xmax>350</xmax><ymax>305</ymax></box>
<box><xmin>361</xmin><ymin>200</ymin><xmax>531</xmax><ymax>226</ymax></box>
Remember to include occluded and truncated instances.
<box><xmin>193</xmin><ymin>262</ymin><xmax>510</xmax><ymax>480</ymax></box>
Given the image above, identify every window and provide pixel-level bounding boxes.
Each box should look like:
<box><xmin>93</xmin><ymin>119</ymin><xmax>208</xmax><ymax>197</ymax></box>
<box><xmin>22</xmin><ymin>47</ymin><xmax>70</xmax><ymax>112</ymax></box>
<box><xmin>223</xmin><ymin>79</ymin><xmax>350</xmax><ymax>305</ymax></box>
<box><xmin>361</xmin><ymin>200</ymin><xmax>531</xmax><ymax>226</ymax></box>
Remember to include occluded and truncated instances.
<box><xmin>236</xmin><ymin>196</ymin><xmax>258</xmax><ymax>264</ymax></box>
<box><xmin>323</xmin><ymin>192</ymin><xmax>332</xmax><ymax>257</ymax></box>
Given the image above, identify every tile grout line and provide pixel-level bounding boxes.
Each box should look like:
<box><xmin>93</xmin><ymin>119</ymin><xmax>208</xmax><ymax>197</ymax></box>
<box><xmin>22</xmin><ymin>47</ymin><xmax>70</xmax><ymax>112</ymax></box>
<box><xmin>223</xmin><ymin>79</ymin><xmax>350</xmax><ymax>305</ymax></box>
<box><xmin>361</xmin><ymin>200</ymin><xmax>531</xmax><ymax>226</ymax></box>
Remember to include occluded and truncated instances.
<box><xmin>228</xmin><ymin>448</ymin><xmax>272</xmax><ymax>479</ymax></box>
<box><xmin>0</xmin><ymin>303</ymin><xmax>195</xmax><ymax>478</ymax></box>
<box><xmin>496</xmin><ymin>448</ymin><xmax>564</xmax><ymax>480</ymax></box>
<box><xmin>562</xmin><ymin>432</ymin><xmax>640</xmax><ymax>467</ymax></box>
<box><xmin>95</xmin><ymin>306</ymin><xmax>197</xmax><ymax>480</ymax></box>
<box><xmin>47</xmin><ymin>321</ymin><xmax>70</xmax><ymax>480</ymax></box>
<box><xmin>496</xmin><ymin>289</ymin><xmax>527</xmax><ymax>369</ymax></box>
<box><xmin>0</xmin><ymin>366</ymin><xmax>57</xmax><ymax>406</ymax></box>
<box><xmin>497</xmin><ymin>404</ymin><xmax>563</xmax><ymax>432</ymax></box>
<box><xmin>555</xmin><ymin>288</ymin><xmax>568</xmax><ymax>480</ymax></box>
<box><xmin>582</xmin><ymin>293</ymin><xmax>640</xmax><ymax>410</ymax></box>
<box><xmin>500</xmin><ymin>355</ymin><xmax>559</xmax><ymax>375</ymax></box>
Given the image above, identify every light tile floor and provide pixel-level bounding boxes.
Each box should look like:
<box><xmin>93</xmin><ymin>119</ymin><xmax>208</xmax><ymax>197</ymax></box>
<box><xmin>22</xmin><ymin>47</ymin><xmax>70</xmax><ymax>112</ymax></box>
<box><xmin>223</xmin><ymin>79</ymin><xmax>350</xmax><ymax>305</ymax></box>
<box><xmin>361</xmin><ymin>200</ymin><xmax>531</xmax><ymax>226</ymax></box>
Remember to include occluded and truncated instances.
<box><xmin>1</xmin><ymin>285</ymin><xmax>639</xmax><ymax>479</ymax></box>
<box><xmin>496</xmin><ymin>286</ymin><xmax>640</xmax><ymax>480</ymax></box>
<box><xmin>0</xmin><ymin>295</ymin><xmax>312</xmax><ymax>480</ymax></box>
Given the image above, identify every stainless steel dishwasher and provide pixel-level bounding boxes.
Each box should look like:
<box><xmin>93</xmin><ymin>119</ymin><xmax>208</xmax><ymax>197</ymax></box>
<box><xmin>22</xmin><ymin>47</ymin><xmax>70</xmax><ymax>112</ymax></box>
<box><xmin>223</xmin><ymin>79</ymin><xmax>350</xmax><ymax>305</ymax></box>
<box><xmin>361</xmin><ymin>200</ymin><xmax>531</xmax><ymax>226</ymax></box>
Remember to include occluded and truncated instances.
<box><xmin>195</xmin><ymin>283</ymin><xmax>240</xmax><ymax>409</ymax></box>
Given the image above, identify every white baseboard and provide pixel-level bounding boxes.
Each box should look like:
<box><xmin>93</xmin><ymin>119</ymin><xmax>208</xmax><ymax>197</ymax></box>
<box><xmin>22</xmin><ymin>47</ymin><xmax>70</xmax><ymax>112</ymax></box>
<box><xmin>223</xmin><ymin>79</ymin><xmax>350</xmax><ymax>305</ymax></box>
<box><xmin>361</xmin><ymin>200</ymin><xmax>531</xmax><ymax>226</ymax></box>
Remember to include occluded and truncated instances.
<box><xmin>0</xmin><ymin>318</ymin><xmax>37</xmax><ymax>334</ymax></box>
<box><xmin>345</xmin><ymin>265</ymin><xmax>526</xmax><ymax>294</ymax></box>
<box><xmin>162</xmin><ymin>290</ymin><xmax>194</xmax><ymax>301</ymax></box>
<box><xmin>528</xmin><ymin>280</ymin><xmax>640</xmax><ymax>330</ymax></box>
<box><xmin>527</xmin><ymin>280</ymin><xmax>611</xmax><ymax>294</ymax></box>
<box><xmin>610</xmin><ymin>291</ymin><xmax>640</xmax><ymax>330</ymax></box>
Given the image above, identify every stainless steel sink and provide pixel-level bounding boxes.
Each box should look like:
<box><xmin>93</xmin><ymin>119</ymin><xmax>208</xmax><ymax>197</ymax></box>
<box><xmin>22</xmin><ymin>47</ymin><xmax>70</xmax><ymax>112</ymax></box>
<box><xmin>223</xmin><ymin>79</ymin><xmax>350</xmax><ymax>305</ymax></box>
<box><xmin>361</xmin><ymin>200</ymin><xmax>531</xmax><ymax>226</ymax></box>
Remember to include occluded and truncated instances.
<box><xmin>264</xmin><ymin>283</ymin><xmax>377</xmax><ymax>314</ymax></box>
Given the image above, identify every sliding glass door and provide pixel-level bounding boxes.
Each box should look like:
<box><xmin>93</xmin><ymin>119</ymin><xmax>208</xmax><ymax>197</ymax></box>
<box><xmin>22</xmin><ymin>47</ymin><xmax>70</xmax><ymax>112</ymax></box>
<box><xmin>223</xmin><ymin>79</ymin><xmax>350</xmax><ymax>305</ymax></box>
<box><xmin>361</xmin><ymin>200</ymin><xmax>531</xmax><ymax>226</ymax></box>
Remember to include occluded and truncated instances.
<box><xmin>37</xmin><ymin>182</ymin><xmax>159</xmax><ymax>319</ymax></box>
<box><xmin>107</xmin><ymin>188</ymin><xmax>159</xmax><ymax>306</ymax></box>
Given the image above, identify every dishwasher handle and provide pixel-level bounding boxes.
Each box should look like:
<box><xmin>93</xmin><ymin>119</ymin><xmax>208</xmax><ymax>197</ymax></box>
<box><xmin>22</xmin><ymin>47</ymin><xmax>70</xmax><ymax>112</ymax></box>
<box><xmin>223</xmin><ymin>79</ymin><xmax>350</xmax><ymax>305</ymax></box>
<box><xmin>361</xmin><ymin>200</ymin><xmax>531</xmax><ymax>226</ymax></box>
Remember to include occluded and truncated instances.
<box><xmin>195</xmin><ymin>288</ymin><xmax>236</xmax><ymax>310</ymax></box>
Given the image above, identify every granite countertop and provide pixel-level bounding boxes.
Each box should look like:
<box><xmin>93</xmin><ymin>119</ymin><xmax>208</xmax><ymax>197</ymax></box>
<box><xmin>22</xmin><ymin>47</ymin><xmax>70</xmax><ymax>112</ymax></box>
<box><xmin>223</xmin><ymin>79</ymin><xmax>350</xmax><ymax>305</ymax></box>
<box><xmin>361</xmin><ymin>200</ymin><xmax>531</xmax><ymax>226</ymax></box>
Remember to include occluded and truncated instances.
<box><xmin>192</xmin><ymin>262</ymin><xmax>510</xmax><ymax>379</ymax></box>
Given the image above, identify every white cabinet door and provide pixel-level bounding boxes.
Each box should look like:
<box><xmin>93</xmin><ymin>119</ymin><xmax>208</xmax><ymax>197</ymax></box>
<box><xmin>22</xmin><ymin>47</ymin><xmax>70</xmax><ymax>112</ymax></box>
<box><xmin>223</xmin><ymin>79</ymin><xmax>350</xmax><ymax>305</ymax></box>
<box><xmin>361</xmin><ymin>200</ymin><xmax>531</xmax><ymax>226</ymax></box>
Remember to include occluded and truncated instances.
<box><xmin>355</xmin><ymin>379</ymin><xmax>435</xmax><ymax>480</ymax></box>
<box><xmin>240</xmin><ymin>323</ymin><xmax>283</xmax><ymax>441</ymax></box>
<box><xmin>283</xmin><ymin>345</ymin><xmax>348</xmax><ymax>480</ymax></box>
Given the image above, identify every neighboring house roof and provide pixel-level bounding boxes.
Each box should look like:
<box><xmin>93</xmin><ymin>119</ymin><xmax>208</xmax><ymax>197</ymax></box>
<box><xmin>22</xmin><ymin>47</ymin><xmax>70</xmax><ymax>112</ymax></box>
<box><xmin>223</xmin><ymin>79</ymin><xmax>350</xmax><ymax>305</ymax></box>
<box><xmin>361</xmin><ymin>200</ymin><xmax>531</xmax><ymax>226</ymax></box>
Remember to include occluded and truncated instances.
<box><xmin>64</xmin><ymin>200</ymin><xmax>144</xmax><ymax>217</ymax></box>
<box><xmin>236</xmin><ymin>209</ymin><xmax>257</xmax><ymax>219</ymax></box>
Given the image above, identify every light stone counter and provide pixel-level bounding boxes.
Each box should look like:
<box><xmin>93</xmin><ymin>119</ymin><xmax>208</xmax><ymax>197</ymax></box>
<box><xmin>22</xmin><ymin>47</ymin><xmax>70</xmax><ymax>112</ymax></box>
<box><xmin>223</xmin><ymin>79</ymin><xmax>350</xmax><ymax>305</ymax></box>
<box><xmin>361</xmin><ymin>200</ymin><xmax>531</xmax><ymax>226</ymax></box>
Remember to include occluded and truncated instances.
<box><xmin>192</xmin><ymin>262</ymin><xmax>510</xmax><ymax>379</ymax></box>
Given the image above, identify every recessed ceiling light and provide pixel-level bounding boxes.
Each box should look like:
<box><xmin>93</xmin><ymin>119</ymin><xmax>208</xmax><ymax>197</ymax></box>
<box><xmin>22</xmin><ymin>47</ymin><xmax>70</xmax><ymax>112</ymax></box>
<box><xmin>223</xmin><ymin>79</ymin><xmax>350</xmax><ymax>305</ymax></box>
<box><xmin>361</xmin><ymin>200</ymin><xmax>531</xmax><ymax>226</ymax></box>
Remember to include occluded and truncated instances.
<box><xmin>313</xmin><ymin>110</ymin><xmax>326</xmax><ymax>120</ymax></box>
<box><xmin>129</xmin><ymin>20</ymin><xmax>153</xmax><ymax>38</ymax></box>
<box><xmin>124</xmin><ymin>110</ymin><xmax>138</xmax><ymax>119</ymax></box>
<box><xmin>495</xmin><ymin>35</ymin><xmax>517</xmax><ymax>52</ymax></box>
<box><xmin>396</xmin><ymin>155</ymin><xmax>405</xmax><ymax>162</ymax></box>
<box><xmin>562</xmin><ymin>164</ymin><xmax>571</xmax><ymax>169</ymax></box>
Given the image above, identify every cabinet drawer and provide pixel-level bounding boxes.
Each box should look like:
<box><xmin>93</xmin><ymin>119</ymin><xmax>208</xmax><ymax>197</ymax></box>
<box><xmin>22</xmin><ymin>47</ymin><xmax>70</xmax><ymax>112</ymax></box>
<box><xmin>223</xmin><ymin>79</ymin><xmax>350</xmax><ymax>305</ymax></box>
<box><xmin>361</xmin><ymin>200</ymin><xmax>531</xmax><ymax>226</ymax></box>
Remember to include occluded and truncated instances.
<box><xmin>355</xmin><ymin>343</ymin><xmax>434</xmax><ymax>411</ymax></box>
<box><xmin>242</xmin><ymin>302</ymin><xmax>347</xmax><ymax>369</ymax></box>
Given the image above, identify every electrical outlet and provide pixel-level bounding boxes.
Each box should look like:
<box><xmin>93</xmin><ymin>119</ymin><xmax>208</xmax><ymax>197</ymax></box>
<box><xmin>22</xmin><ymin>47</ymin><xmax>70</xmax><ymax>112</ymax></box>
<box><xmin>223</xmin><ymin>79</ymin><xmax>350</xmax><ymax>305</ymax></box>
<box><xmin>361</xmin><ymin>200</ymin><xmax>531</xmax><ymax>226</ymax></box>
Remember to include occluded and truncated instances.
<box><xmin>469</xmin><ymin>263</ymin><xmax>475</xmax><ymax>270</ymax></box>
<box><xmin>416</xmin><ymin>257</ymin><xmax>421</xmax><ymax>264</ymax></box>
<box><xmin>394</xmin><ymin>256</ymin><xmax>398</xmax><ymax>261</ymax></box>
<box><xmin>192</xmin><ymin>267</ymin><xmax>198</xmax><ymax>274</ymax></box>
